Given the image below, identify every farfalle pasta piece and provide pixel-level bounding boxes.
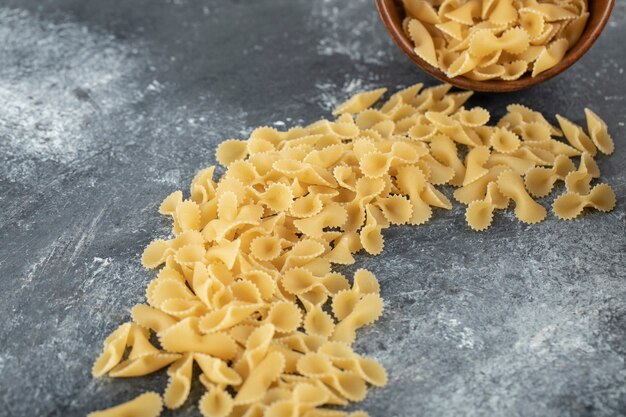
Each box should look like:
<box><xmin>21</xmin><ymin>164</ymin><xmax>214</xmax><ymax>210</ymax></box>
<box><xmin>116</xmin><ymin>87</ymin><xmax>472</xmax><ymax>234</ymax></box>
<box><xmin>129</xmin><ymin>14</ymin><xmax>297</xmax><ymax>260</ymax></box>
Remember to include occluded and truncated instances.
<box><xmin>234</xmin><ymin>324</ymin><xmax>277</xmax><ymax>379</ymax></box>
<box><xmin>297</xmin><ymin>352</ymin><xmax>368</xmax><ymax>402</ymax></box>
<box><xmin>552</xmin><ymin>183</ymin><xmax>616</xmax><ymax>220</ymax></box>
<box><xmin>466</xmin><ymin>181</ymin><xmax>509</xmax><ymax>231</ymax></box>
<box><xmin>556</xmin><ymin>114</ymin><xmax>597</xmax><ymax>156</ymax></box>
<box><xmin>564</xmin><ymin>152</ymin><xmax>599</xmax><ymax>195</ymax></box>
<box><xmin>108</xmin><ymin>326</ymin><xmax>181</xmax><ymax>378</ymax></box>
<box><xmin>293</xmin><ymin>204</ymin><xmax>347</xmax><ymax>238</ymax></box>
<box><xmin>463</xmin><ymin>145</ymin><xmax>491</xmax><ymax>186</ymax></box>
<box><xmin>375</xmin><ymin>195</ymin><xmax>413</xmax><ymax>225</ymax></box>
<box><xmin>198</xmin><ymin>302</ymin><xmax>262</xmax><ymax>333</ymax></box>
<box><xmin>332</xmin><ymin>292</ymin><xmax>384</xmax><ymax>344</ymax></box>
<box><xmin>160</xmin><ymin>190</ymin><xmax>183</xmax><ymax>216</ymax></box>
<box><xmin>488</xmin><ymin>0</ymin><xmax>518</xmax><ymax>24</ymax></box>
<box><xmin>584</xmin><ymin>108</ymin><xmax>614</xmax><ymax>155</ymax></box>
<box><xmin>164</xmin><ymin>354</ymin><xmax>193</xmax><ymax>409</ymax></box>
<box><xmin>87</xmin><ymin>392</ymin><xmax>163</xmax><ymax>417</ymax></box>
<box><xmin>403</xmin><ymin>0</ymin><xmax>440</xmax><ymax>23</ymax></box>
<box><xmin>487</xmin><ymin>153</ymin><xmax>535</xmax><ymax>174</ymax></box>
<box><xmin>158</xmin><ymin>317</ymin><xmax>237</xmax><ymax>360</ymax></box>
<box><xmin>524</xmin><ymin>154</ymin><xmax>575</xmax><ymax>197</ymax></box>
<box><xmin>496</xmin><ymin>170</ymin><xmax>547</xmax><ymax>224</ymax></box>
<box><xmin>304</xmin><ymin>304</ymin><xmax>336</xmax><ymax>337</ymax></box>
<box><xmin>519</xmin><ymin>3</ymin><xmax>578</xmax><ymax>21</ymax></box>
<box><xmin>429</xmin><ymin>135</ymin><xmax>466</xmax><ymax>186</ymax></box>
<box><xmin>333</xmin><ymin>88</ymin><xmax>387</xmax><ymax>115</ymax></box>
<box><xmin>250</xmin><ymin>235</ymin><xmax>282</xmax><ymax>261</ymax></box>
<box><xmin>234</xmin><ymin>351</ymin><xmax>286</xmax><ymax>405</ymax></box>
<box><xmin>318</xmin><ymin>342</ymin><xmax>388</xmax><ymax>387</ymax></box>
<box><xmin>266</xmin><ymin>302</ymin><xmax>302</xmax><ymax>333</ymax></box>
<box><xmin>199</xmin><ymin>385</ymin><xmax>234</xmax><ymax>417</ymax></box>
<box><xmin>407</xmin><ymin>18</ymin><xmax>438</xmax><ymax>67</ymax></box>
<box><xmin>216</xmin><ymin>139</ymin><xmax>248</xmax><ymax>166</ymax></box>
<box><xmin>195</xmin><ymin>353</ymin><xmax>242</xmax><ymax>385</ymax></box>
<box><xmin>131</xmin><ymin>304</ymin><xmax>178</xmax><ymax>333</ymax></box>
<box><xmin>142</xmin><ymin>240</ymin><xmax>173</xmax><ymax>269</ymax></box>
<box><xmin>469</xmin><ymin>28</ymin><xmax>530</xmax><ymax>58</ymax></box>
<box><xmin>532</xmin><ymin>38</ymin><xmax>569</xmax><ymax>76</ymax></box>
<box><xmin>395</xmin><ymin>165</ymin><xmax>433</xmax><ymax>225</ymax></box>
<box><xmin>489</xmin><ymin>127</ymin><xmax>521</xmax><ymax>153</ymax></box>
<box><xmin>92</xmin><ymin>322</ymin><xmax>133</xmax><ymax>377</ymax></box>
<box><xmin>257</xmin><ymin>183</ymin><xmax>294</xmax><ymax>212</ymax></box>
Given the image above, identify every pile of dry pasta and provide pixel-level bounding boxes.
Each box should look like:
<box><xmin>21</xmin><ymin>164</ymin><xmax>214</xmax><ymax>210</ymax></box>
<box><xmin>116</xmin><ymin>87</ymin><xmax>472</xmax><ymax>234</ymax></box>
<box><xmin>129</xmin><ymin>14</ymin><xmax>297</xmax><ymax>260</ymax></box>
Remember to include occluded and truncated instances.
<box><xmin>403</xmin><ymin>0</ymin><xmax>589</xmax><ymax>80</ymax></box>
<box><xmin>89</xmin><ymin>83</ymin><xmax>616</xmax><ymax>417</ymax></box>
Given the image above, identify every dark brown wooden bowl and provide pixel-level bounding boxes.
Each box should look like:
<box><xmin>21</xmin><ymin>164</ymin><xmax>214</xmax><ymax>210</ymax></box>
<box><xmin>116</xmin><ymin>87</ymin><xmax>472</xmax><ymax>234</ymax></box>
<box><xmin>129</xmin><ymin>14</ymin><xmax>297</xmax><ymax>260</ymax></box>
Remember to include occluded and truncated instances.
<box><xmin>375</xmin><ymin>0</ymin><xmax>615</xmax><ymax>92</ymax></box>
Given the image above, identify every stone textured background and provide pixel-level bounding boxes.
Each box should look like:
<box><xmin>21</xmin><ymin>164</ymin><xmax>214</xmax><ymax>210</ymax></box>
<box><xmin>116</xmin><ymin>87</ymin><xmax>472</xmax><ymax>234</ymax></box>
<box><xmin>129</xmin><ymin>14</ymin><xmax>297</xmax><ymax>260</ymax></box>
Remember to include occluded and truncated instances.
<box><xmin>0</xmin><ymin>1</ymin><xmax>624</xmax><ymax>416</ymax></box>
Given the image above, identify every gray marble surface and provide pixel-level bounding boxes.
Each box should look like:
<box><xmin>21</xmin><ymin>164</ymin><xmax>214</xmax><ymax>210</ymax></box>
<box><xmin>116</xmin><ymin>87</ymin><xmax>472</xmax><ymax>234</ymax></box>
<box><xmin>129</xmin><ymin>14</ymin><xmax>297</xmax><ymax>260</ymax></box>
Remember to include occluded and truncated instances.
<box><xmin>0</xmin><ymin>1</ymin><xmax>625</xmax><ymax>416</ymax></box>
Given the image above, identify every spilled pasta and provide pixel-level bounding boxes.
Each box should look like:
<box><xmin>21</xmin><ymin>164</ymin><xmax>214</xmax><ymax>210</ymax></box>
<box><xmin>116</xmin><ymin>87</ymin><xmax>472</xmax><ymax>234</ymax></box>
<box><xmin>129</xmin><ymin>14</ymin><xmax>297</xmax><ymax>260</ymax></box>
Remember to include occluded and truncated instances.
<box><xmin>403</xmin><ymin>0</ymin><xmax>590</xmax><ymax>80</ymax></box>
<box><xmin>89</xmin><ymin>83</ymin><xmax>616</xmax><ymax>417</ymax></box>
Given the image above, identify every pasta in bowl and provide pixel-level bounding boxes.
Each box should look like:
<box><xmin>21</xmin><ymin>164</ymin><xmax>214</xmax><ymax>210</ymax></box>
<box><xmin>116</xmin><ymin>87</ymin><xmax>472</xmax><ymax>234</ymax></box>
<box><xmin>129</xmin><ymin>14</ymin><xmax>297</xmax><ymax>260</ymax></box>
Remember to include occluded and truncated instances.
<box><xmin>375</xmin><ymin>0</ymin><xmax>615</xmax><ymax>92</ymax></box>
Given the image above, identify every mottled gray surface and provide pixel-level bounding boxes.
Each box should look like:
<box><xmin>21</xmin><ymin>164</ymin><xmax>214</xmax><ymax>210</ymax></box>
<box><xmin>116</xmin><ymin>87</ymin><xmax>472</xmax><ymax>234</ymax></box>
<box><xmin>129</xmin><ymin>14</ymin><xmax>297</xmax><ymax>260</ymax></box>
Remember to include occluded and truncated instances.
<box><xmin>0</xmin><ymin>1</ymin><xmax>625</xmax><ymax>416</ymax></box>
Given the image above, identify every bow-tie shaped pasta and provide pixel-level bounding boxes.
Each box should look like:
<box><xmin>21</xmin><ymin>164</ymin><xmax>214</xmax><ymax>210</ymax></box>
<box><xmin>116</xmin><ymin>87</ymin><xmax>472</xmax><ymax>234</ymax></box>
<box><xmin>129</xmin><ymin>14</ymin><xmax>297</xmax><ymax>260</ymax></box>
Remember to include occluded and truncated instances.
<box><xmin>108</xmin><ymin>325</ymin><xmax>181</xmax><ymax>378</ymax></box>
<box><xmin>463</xmin><ymin>145</ymin><xmax>491</xmax><ymax>185</ymax></box>
<box><xmin>430</xmin><ymin>135</ymin><xmax>466</xmax><ymax>186</ymax></box>
<box><xmin>331</xmin><ymin>291</ymin><xmax>384</xmax><ymax>344</ymax></box>
<box><xmin>524</xmin><ymin>154</ymin><xmax>576</xmax><ymax>197</ymax></box>
<box><xmin>163</xmin><ymin>354</ymin><xmax>193</xmax><ymax>409</ymax></box>
<box><xmin>532</xmin><ymin>38</ymin><xmax>570</xmax><ymax>77</ymax></box>
<box><xmin>564</xmin><ymin>152</ymin><xmax>600</xmax><ymax>195</ymax></box>
<box><xmin>407</xmin><ymin>18</ymin><xmax>438</xmax><ymax>68</ymax></box>
<box><xmin>497</xmin><ymin>170</ymin><xmax>547</xmax><ymax>224</ymax></box>
<box><xmin>556</xmin><ymin>114</ymin><xmax>597</xmax><ymax>156</ymax></box>
<box><xmin>91</xmin><ymin>322</ymin><xmax>133</xmax><ymax>377</ymax></box>
<box><xmin>489</xmin><ymin>127</ymin><xmax>521</xmax><ymax>153</ymax></box>
<box><xmin>426</xmin><ymin>111</ymin><xmax>483</xmax><ymax>147</ymax></box>
<box><xmin>297</xmin><ymin>352</ymin><xmax>368</xmax><ymax>402</ymax></box>
<box><xmin>235</xmin><ymin>351</ymin><xmax>286</xmax><ymax>405</ymax></box>
<box><xmin>264</xmin><ymin>383</ymin><xmax>330</xmax><ymax>417</ymax></box>
<box><xmin>359</xmin><ymin>141</ymin><xmax>425</xmax><ymax>178</ymax></box>
<box><xmin>131</xmin><ymin>304</ymin><xmax>178</xmax><ymax>334</ymax></box>
<box><xmin>553</xmin><ymin>183</ymin><xmax>617</xmax><ymax>220</ymax></box>
<box><xmin>519</xmin><ymin>3</ymin><xmax>579</xmax><ymax>21</ymax></box>
<box><xmin>469</xmin><ymin>27</ymin><xmax>530</xmax><ymax>58</ymax></box>
<box><xmin>585</xmin><ymin>108</ymin><xmax>614</xmax><ymax>155</ymax></box>
<box><xmin>158</xmin><ymin>317</ymin><xmax>237</xmax><ymax>360</ymax></box>
<box><xmin>88</xmin><ymin>392</ymin><xmax>163</xmax><ymax>417</ymax></box>
<box><xmin>333</xmin><ymin>88</ymin><xmax>387</xmax><ymax>116</ymax></box>
<box><xmin>403</xmin><ymin>0</ymin><xmax>588</xmax><ymax>80</ymax></box>
<box><xmin>318</xmin><ymin>341</ymin><xmax>388</xmax><ymax>387</ymax></box>
<box><xmin>466</xmin><ymin>181</ymin><xmax>510</xmax><ymax>231</ymax></box>
<box><xmin>92</xmin><ymin>84</ymin><xmax>619</xmax><ymax>416</ymax></box>
<box><xmin>487</xmin><ymin>0</ymin><xmax>518</xmax><ymax>24</ymax></box>
<box><xmin>487</xmin><ymin>153</ymin><xmax>536</xmax><ymax>174</ymax></box>
<box><xmin>199</xmin><ymin>384</ymin><xmax>234</xmax><ymax>417</ymax></box>
<box><xmin>395</xmin><ymin>165</ymin><xmax>434</xmax><ymax>225</ymax></box>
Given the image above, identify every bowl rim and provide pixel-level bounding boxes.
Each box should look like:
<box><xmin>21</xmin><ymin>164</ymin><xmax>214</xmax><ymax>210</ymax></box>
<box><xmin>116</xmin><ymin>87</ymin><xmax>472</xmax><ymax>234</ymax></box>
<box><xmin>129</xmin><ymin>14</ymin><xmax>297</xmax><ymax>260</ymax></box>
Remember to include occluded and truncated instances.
<box><xmin>375</xmin><ymin>0</ymin><xmax>616</xmax><ymax>92</ymax></box>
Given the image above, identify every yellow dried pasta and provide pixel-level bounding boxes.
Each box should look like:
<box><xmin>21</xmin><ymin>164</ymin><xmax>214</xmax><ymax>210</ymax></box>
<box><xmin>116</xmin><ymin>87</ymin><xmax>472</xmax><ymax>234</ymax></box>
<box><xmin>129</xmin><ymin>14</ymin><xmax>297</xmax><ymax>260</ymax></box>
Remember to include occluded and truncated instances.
<box><xmin>403</xmin><ymin>0</ymin><xmax>589</xmax><ymax>80</ymax></box>
<box><xmin>91</xmin><ymin>83</ymin><xmax>618</xmax><ymax>417</ymax></box>
<box><xmin>87</xmin><ymin>392</ymin><xmax>163</xmax><ymax>417</ymax></box>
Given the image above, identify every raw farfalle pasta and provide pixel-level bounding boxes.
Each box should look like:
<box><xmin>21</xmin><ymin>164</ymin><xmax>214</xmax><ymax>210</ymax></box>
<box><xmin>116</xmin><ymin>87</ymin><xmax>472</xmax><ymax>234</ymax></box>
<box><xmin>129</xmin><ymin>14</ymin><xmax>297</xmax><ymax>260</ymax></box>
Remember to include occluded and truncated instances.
<box><xmin>402</xmin><ymin>0</ymin><xmax>590</xmax><ymax>80</ymax></box>
<box><xmin>553</xmin><ymin>183</ymin><xmax>616</xmax><ymax>220</ymax></box>
<box><xmin>90</xmin><ymin>83</ymin><xmax>618</xmax><ymax>417</ymax></box>
<box><xmin>88</xmin><ymin>392</ymin><xmax>163</xmax><ymax>417</ymax></box>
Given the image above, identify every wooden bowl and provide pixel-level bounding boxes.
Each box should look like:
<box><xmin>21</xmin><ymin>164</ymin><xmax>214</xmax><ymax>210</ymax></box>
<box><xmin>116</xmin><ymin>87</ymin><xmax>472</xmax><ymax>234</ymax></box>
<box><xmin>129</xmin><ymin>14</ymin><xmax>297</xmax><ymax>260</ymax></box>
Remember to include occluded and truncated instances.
<box><xmin>375</xmin><ymin>0</ymin><xmax>615</xmax><ymax>92</ymax></box>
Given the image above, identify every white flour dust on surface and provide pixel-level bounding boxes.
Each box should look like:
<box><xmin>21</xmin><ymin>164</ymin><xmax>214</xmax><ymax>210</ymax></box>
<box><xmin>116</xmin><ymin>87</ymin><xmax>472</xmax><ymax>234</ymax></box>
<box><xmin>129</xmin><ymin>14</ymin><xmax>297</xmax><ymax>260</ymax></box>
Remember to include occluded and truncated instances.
<box><xmin>0</xmin><ymin>8</ymin><xmax>145</xmax><ymax>166</ymax></box>
<box><xmin>310</xmin><ymin>0</ymin><xmax>394</xmax><ymax>65</ymax></box>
